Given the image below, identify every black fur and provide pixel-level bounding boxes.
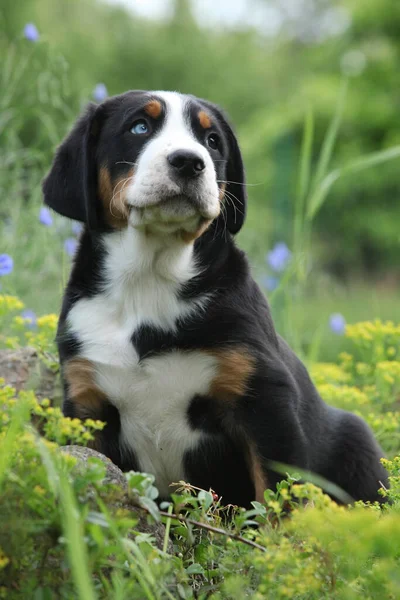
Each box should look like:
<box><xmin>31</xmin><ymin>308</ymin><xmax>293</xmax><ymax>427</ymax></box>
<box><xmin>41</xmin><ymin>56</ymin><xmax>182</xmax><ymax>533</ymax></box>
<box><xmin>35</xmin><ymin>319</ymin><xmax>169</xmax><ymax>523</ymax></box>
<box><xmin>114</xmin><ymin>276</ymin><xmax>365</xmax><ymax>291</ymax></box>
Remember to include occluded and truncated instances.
<box><xmin>43</xmin><ymin>91</ymin><xmax>388</xmax><ymax>506</ymax></box>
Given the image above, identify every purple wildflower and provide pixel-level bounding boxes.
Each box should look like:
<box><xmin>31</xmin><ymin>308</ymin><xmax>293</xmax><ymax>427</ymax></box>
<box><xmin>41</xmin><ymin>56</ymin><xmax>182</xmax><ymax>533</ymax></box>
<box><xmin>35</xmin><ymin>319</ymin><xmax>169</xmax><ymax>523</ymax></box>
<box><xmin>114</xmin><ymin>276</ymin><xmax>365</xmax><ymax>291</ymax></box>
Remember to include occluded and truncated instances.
<box><xmin>71</xmin><ymin>222</ymin><xmax>83</xmax><ymax>236</ymax></box>
<box><xmin>23</xmin><ymin>23</ymin><xmax>40</xmax><ymax>42</ymax></box>
<box><xmin>261</xmin><ymin>275</ymin><xmax>279</xmax><ymax>292</ymax></box>
<box><xmin>0</xmin><ymin>254</ymin><xmax>13</xmax><ymax>276</ymax></box>
<box><xmin>64</xmin><ymin>237</ymin><xmax>78</xmax><ymax>257</ymax></box>
<box><xmin>21</xmin><ymin>309</ymin><xmax>37</xmax><ymax>329</ymax></box>
<box><xmin>330</xmin><ymin>313</ymin><xmax>346</xmax><ymax>335</ymax></box>
<box><xmin>266</xmin><ymin>242</ymin><xmax>292</xmax><ymax>273</ymax></box>
<box><xmin>93</xmin><ymin>83</ymin><xmax>108</xmax><ymax>103</ymax></box>
<box><xmin>39</xmin><ymin>206</ymin><xmax>53</xmax><ymax>227</ymax></box>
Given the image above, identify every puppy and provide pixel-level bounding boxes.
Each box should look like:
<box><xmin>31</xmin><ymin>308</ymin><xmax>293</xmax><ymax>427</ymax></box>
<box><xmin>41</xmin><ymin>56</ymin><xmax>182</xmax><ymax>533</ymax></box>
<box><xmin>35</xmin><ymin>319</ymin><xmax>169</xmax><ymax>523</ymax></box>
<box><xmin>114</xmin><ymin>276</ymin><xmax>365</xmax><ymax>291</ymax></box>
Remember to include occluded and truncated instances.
<box><xmin>43</xmin><ymin>90</ymin><xmax>388</xmax><ymax>506</ymax></box>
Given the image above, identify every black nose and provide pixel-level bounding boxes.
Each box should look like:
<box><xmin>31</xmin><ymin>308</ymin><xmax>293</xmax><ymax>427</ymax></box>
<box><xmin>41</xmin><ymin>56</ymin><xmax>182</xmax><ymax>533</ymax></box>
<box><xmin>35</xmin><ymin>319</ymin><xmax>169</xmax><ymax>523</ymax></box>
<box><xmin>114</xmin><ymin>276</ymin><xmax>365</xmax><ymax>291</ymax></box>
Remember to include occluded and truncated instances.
<box><xmin>167</xmin><ymin>150</ymin><xmax>205</xmax><ymax>178</ymax></box>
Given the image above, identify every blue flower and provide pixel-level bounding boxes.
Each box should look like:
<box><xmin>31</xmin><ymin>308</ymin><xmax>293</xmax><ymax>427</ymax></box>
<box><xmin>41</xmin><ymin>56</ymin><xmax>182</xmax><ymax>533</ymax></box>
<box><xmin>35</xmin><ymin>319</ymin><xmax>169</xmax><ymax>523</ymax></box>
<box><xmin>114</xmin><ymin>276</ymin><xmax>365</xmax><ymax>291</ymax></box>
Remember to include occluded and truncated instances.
<box><xmin>21</xmin><ymin>309</ymin><xmax>37</xmax><ymax>329</ymax></box>
<box><xmin>23</xmin><ymin>23</ymin><xmax>40</xmax><ymax>42</ymax></box>
<box><xmin>266</xmin><ymin>242</ymin><xmax>292</xmax><ymax>273</ymax></box>
<box><xmin>261</xmin><ymin>275</ymin><xmax>279</xmax><ymax>292</ymax></box>
<box><xmin>39</xmin><ymin>206</ymin><xmax>53</xmax><ymax>227</ymax></box>
<box><xmin>93</xmin><ymin>83</ymin><xmax>108</xmax><ymax>103</ymax></box>
<box><xmin>64</xmin><ymin>237</ymin><xmax>78</xmax><ymax>257</ymax></box>
<box><xmin>71</xmin><ymin>222</ymin><xmax>83</xmax><ymax>236</ymax></box>
<box><xmin>330</xmin><ymin>313</ymin><xmax>346</xmax><ymax>335</ymax></box>
<box><xmin>0</xmin><ymin>254</ymin><xmax>13</xmax><ymax>276</ymax></box>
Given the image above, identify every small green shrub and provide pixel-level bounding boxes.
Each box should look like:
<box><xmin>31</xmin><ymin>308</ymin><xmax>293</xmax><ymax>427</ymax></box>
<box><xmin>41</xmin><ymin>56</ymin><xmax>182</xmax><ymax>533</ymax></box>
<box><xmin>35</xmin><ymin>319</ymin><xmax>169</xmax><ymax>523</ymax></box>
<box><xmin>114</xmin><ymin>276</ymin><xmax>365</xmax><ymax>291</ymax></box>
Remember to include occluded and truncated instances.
<box><xmin>1</xmin><ymin>294</ymin><xmax>400</xmax><ymax>598</ymax></box>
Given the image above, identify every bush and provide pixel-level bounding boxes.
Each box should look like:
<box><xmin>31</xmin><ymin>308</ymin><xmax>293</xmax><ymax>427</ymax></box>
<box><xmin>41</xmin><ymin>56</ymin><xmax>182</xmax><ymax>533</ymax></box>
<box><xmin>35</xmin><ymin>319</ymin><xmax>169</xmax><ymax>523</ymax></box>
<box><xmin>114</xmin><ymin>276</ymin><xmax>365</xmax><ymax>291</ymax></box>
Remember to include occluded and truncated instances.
<box><xmin>0</xmin><ymin>293</ymin><xmax>399</xmax><ymax>598</ymax></box>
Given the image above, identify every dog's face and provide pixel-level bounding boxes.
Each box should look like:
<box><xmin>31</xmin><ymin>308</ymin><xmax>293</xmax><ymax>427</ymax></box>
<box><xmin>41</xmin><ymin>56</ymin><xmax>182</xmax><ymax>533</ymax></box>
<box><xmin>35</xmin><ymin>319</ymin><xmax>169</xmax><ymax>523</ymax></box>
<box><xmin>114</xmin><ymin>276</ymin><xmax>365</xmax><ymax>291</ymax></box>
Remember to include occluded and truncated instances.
<box><xmin>43</xmin><ymin>91</ymin><xmax>246</xmax><ymax>238</ymax></box>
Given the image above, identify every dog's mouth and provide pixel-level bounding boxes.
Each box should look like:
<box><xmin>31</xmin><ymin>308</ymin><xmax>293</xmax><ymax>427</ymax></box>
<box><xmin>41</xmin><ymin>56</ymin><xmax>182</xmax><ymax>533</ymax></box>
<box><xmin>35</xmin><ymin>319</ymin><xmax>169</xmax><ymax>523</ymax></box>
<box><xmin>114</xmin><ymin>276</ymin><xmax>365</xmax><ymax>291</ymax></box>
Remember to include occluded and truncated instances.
<box><xmin>128</xmin><ymin>194</ymin><xmax>219</xmax><ymax>234</ymax></box>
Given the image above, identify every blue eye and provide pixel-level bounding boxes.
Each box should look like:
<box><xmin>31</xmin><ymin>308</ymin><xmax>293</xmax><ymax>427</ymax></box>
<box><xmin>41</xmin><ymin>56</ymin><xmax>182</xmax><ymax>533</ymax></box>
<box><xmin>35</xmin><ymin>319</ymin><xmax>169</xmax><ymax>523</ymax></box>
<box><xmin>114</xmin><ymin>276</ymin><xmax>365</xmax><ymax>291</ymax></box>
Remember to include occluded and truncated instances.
<box><xmin>130</xmin><ymin>119</ymin><xmax>149</xmax><ymax>135</ymax></box>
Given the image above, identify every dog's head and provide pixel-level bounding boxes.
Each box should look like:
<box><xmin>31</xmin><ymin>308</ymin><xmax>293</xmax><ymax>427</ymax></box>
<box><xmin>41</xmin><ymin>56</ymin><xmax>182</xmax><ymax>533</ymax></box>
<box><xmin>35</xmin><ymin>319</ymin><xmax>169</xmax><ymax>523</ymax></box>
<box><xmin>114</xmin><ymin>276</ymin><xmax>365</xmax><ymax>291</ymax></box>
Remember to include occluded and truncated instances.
<box><xmin>43</xmin><ymin>91</ymin><xmax>246</xmax><ymax>238</ymax></box>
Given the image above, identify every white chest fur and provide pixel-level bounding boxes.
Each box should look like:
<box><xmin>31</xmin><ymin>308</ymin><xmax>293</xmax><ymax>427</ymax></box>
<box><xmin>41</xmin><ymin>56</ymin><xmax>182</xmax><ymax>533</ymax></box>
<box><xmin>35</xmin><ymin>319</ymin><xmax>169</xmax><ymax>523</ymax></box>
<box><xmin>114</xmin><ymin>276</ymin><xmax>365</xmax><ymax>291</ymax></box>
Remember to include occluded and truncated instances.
<box><xmin>67</xmin><ymin>228</ymin><xmax>214</xmax><ymax>496</ymax></box>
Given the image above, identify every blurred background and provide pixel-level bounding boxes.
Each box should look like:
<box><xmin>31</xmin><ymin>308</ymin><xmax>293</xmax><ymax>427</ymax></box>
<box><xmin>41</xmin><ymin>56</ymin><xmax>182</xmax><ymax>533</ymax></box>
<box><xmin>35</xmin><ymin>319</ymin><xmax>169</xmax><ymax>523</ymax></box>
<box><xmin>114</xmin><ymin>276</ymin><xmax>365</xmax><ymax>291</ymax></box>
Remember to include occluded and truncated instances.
<box><xmin>0</xmin><ymin>0</ymin><xmax>399</xmax><ymax>360</ymax></box>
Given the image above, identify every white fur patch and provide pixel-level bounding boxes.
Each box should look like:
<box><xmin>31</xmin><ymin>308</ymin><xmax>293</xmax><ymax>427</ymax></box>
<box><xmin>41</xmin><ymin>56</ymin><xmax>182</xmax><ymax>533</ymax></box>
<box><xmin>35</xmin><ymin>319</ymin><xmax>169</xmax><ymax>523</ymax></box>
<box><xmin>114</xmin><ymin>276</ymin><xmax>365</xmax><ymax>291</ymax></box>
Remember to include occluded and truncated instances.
<box><xmin>96</xmin><ymin>351</ymin><xmax>217</xmax><ymax>497</ymax></box>
<box><xmin>67</xmin><ymin>226</ymin><xmax>215</xmax><ymax>496</ymax></box>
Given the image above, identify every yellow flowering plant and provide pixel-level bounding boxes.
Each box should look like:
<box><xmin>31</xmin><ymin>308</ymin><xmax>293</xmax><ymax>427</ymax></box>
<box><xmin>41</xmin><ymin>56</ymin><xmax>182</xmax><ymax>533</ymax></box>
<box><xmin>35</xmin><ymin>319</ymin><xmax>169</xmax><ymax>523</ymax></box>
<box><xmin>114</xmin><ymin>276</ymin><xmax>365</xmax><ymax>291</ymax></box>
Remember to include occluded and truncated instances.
<box><xmin>2</xmin><ymin>292</ymin><xmax>400</xmax><ymax>598</ymax></box>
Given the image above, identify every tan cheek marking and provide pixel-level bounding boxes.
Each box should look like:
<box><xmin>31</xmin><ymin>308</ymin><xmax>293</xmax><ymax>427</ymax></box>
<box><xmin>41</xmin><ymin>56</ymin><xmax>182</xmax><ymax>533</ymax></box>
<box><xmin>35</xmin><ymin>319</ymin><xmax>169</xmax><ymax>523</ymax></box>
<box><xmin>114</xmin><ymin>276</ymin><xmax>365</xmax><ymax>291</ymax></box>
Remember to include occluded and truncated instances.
<box><xmin>198</xmin><ymin>110</ymin><xmax>212</xmax><ymax>129</ymax></box>
<box><xmin>181</xmin><ymin>219</ymin><xmax>213</xmax><ymax>243</ymax></box>
<box><xmin>207</xmin><ymin>348</ymin><xmax>256</xmax><ymax>402</ymax></box>
<box><xmin>219</xmin><ymin>183</ymin><xmax>226</xmax><ymax>202</ymax></box>
<box><xmin>98</xmin><ymin>166</ymin><xmax>132</xmax><ymax>228</ymax></box>
<box><xmin>144</xmin><ymin>99</ymin><xmax>162</xmax><ymax>119</ymax></box>
<box><xmin>63</xmin><ymin>358</ymin><xmax>106</xmax><ymax>440</ymax></box>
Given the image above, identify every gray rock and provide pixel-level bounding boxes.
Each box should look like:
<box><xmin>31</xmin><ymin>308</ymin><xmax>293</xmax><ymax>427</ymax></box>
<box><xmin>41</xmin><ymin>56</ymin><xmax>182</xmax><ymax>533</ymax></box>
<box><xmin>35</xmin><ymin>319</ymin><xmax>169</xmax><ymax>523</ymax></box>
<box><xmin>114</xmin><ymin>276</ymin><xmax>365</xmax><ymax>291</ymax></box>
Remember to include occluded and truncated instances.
<box><xmin>0</xmin><ymin>349</ymin><xmax>172</xmax><ymax>551</ymax></box>
<box><xmin>60</xmin><ymin>445</ymin><xmax>171</xmax><ymax>551</ymax></box>
<box><xmin>0</xmin><ymin>347</ymin><xmax>61</xmax><ymax>403</ymax></box>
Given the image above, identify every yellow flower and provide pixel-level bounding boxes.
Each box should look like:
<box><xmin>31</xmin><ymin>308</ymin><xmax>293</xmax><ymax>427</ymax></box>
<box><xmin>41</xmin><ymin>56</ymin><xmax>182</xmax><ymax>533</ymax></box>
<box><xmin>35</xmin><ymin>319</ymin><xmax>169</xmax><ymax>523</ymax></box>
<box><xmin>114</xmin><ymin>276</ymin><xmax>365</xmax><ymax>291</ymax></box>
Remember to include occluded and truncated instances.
<box><xmin>37</xmin><ymin>314</ymin><xmax>59</xmax><ymax>330</ymax></box>
<box><xmin>34</xmin><ymin>485</ymin><xmax>46</xmax><ymax>496</ymax></box>
<box><xmin>0</xmin><ymin>294</ymin><xmax>24</xmax><ymax>312</ymax></box>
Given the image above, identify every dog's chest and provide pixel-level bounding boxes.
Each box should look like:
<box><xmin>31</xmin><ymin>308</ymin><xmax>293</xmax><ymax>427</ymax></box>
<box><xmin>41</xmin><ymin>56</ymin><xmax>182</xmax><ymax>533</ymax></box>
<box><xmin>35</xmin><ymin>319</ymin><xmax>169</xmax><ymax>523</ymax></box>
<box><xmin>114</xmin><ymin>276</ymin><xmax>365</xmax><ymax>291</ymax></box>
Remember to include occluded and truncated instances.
<box><xmin>67</xmin><ymin>251</ymin><xmax>215</xmax><ymax>496</ymax></box>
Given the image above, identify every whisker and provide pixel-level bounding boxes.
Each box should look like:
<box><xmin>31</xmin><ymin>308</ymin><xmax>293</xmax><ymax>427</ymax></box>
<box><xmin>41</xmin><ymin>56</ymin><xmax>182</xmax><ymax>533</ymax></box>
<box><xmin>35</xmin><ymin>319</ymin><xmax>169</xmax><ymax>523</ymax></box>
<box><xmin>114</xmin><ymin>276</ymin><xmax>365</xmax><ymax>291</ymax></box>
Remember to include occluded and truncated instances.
<box><xmin>222</xmin><ymin>189</ymin><xmax>245</xmax><ymax>211</ymax></box>
<box><xmin>115</xmin><ymin>160</ymin><xmax>138</xmax><ymax>167</ymax></box>
<box><xmin>110</xmin><ymin>176</ymin><xmax>133</xmax><ymax>218</ymax></box>
<box><xmin>217</xmin><ymin>179</ymin><xmax>262</xmax><ymax>187</ymax></box>
<box><xmin>220</xmin><ymin>202</ymin><xmax>228</xmax><ymax>242</ymax></box>
<box><xmin>224</xmin><ymin>193</ymin><xmax>238</xmax><ymax>225</ymax></box>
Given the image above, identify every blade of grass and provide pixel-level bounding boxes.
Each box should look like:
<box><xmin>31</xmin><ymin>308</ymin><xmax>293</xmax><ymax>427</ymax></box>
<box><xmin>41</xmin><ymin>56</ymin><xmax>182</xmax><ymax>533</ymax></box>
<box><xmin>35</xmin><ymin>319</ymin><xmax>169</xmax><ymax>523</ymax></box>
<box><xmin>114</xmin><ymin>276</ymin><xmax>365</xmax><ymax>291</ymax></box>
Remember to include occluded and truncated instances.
<box><xmin>293</xmin><ymin>108</ymin><xmax>314</xmax><ymax>255</ymax></box>
<box><xmin>35</xmin><ymin>436</ymin><xmax>97</xmax><ymax>600</ymax></box>
<box><xmin>162</xmin><ymin>503</ymin><xmax>173</xmax><ymax>554</ymax></box>
<box><xmin>310</xmin><ymin>78</ymin><xmax>349</xmax><ymax>196</ymax></box>
<box><xmin>307</xmin><ymin>145</ymin><xmax>400</xmax><ymax>220</ymax></box>
<box><xmin>267</xmin><ymin>460</ymin><xmax>354</xmax><ymax>504</ymax></box>
<box><xmin>0</xmin><ymin>392</ymin><xmax>30</xmax><ymax>489</ymax></box>
<box><xmin>95</xmin><ymin>496</ymin><xmax>162</xmax><ymax>600</ymax></box>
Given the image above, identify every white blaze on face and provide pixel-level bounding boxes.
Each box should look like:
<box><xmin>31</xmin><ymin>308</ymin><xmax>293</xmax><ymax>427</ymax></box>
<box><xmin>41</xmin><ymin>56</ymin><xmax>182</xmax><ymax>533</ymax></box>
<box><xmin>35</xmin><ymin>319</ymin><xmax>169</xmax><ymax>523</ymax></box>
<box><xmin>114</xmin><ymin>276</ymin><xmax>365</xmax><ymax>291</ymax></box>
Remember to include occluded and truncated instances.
<box><xmin>125</xmin><ymin>91</ymin><xmax>220</xmax><ymax>231</ymax></box>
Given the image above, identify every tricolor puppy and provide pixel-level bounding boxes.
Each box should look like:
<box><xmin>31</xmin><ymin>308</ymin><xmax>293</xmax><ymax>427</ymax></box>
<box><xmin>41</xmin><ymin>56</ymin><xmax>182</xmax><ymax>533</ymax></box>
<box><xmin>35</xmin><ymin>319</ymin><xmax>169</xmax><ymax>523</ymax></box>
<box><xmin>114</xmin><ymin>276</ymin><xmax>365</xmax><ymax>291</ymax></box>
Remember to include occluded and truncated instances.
<box><xmin>43</xmin><ymin>90</ymin><xmax>388</xmax><ymax>505</ymax></box>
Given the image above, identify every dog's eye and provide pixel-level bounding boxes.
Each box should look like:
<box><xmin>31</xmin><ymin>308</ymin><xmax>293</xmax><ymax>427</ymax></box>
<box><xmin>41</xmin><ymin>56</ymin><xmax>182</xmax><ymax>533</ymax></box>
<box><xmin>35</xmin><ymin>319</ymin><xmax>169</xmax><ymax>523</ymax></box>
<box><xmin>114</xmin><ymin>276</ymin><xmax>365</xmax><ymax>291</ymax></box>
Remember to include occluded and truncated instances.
<box><xmin>207</xmin><ymin>133</ymin><xmax>220</xmax><ymax>150</ymax></box>
<box><xmin>130</xmin><ymin>119</ymin><xmax>150</xmax><ymax>135</ymax></box>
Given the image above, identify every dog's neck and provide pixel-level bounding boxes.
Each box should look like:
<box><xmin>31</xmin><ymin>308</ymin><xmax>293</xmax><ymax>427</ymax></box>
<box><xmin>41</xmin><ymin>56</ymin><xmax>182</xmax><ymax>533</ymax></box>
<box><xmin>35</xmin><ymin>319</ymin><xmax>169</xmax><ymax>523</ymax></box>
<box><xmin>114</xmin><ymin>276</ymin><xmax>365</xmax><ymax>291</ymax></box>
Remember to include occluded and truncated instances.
<box><xmin>103</xmin><ymin>226</ymin><xmax>198</xmax><ymax>282</ymax></box>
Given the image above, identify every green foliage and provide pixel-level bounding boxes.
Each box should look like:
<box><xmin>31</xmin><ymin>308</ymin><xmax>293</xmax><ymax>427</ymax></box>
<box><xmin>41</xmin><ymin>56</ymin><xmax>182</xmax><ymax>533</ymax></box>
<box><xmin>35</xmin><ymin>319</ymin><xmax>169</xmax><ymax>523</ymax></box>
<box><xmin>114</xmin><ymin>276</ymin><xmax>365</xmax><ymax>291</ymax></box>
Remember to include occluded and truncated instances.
<box><xmin>1</xmin><ymin>0</ymin><xmax>400</xmax><ymax>274</ymax></box>
<box><xmin>1</xmin><ymin>5</ymin><xmax>400</xmax><ymax>596</ymax></box>
<box><xmin>1</xmin><ymin>294</ymin><xmax>400</xmax><ymax>598</ymax></box>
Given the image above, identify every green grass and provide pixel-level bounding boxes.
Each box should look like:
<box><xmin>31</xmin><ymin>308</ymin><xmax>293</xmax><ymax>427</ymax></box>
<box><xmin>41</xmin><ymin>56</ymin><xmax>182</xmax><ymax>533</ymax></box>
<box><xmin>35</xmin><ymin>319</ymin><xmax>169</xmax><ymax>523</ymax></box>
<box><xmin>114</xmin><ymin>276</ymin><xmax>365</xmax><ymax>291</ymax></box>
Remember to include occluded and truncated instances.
<box><xmin>1</xmin><ymin>316</ymin><xmax>400</xmax><ymax>599</ymax></box>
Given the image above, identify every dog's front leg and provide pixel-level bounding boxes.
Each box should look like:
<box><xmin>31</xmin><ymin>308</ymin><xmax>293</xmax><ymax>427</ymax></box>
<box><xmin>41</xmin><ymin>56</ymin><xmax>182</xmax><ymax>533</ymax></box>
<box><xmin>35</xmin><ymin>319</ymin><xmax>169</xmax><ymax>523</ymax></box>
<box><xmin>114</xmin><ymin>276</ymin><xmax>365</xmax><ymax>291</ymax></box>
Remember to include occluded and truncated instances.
<box><xmin>61</xmin><ymin>358</ymin><xmax>134</xmax><ymax>470</ymax></box>
<box><xmin>235</xmin><ymin>378</ymin><xmax>310</xmax><ymax>502</ymax></box>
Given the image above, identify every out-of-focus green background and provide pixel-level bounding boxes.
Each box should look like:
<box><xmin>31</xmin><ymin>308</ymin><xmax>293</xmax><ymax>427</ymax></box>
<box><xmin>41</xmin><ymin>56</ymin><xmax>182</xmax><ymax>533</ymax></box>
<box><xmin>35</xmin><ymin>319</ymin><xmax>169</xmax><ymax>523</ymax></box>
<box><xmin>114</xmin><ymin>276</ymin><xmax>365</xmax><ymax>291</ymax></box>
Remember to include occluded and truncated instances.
<box><xmin>1</xmin><ymin>0</ymin><xmax>399</xmax><ymax>360</ymax></box>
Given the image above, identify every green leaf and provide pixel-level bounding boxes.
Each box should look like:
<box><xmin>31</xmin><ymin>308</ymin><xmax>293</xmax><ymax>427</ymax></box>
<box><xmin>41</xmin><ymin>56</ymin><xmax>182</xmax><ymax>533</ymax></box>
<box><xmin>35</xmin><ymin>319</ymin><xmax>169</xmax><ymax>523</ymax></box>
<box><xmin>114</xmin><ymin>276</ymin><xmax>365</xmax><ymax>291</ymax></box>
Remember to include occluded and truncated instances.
<box><xmin>139</xmin><ymin>496</ymin><xmax>161</xmax><ymax>522</ymax></box>
<box><xmin>197</xmin><ymin>490</ymin><xmax>213</xmax><ymax>511</ymax></box>
<box><xmin>186</xmin><ymin>563</ymin><xmax>205</xmax><ymax>575</ymax></box>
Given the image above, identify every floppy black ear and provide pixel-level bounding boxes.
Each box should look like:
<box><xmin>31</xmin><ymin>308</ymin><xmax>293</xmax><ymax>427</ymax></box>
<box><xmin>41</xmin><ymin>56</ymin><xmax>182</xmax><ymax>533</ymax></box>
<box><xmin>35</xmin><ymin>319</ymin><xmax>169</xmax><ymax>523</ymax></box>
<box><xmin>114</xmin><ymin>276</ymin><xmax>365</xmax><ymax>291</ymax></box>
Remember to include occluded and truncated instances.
<box><xmin>223</xmin><ymin>124</ymin><xmax>247</xmax><ymax>234</ymax></box>
<box><xmin>42</xmin><ymin>103</ymin><xmax>101</xmax><ymax>228</ymax></box>
<box><xmin>207</xmin><ymin>104</ymin><xmax>247</xmax><ymax>234</ymax></box>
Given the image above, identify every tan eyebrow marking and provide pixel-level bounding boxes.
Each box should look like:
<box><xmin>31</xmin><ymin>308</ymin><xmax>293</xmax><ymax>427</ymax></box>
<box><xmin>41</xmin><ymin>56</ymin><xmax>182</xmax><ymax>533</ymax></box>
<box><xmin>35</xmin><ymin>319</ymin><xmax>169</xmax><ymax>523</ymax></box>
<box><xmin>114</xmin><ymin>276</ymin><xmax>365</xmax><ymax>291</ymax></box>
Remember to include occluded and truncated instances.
<box><xmin>144</xmin><ymin>99</ymin><xmax>162</xmax><ymax>119</ymax></box>
<box><xmin>198</xmin><ymin>110</ymin><xmax>212</xmax><ymax>129</ymax></box>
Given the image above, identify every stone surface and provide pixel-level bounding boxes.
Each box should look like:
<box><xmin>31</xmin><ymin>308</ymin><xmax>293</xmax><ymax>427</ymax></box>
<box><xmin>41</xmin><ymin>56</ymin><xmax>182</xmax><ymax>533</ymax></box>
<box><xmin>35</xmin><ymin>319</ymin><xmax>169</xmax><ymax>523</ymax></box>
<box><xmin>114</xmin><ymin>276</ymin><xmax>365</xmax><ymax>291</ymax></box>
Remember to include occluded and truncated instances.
<box><xmin>0</xmin><ymin>349</ymin><xmax>171</xmax><ymax>550</ymax></box>
<box><xmin>0</xmin><ymin>347</ymin><xmax>61</xmax><ymax>403</ymax></box>
<box><xmin>60</xmin><ymin>445</ymin><xmax>129</xmax><ymax>490</ymax></box>
<box><xmin>60</xmin><ymin>445</ymin><xmax>171</xmax><ymax>551</ymax></box>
